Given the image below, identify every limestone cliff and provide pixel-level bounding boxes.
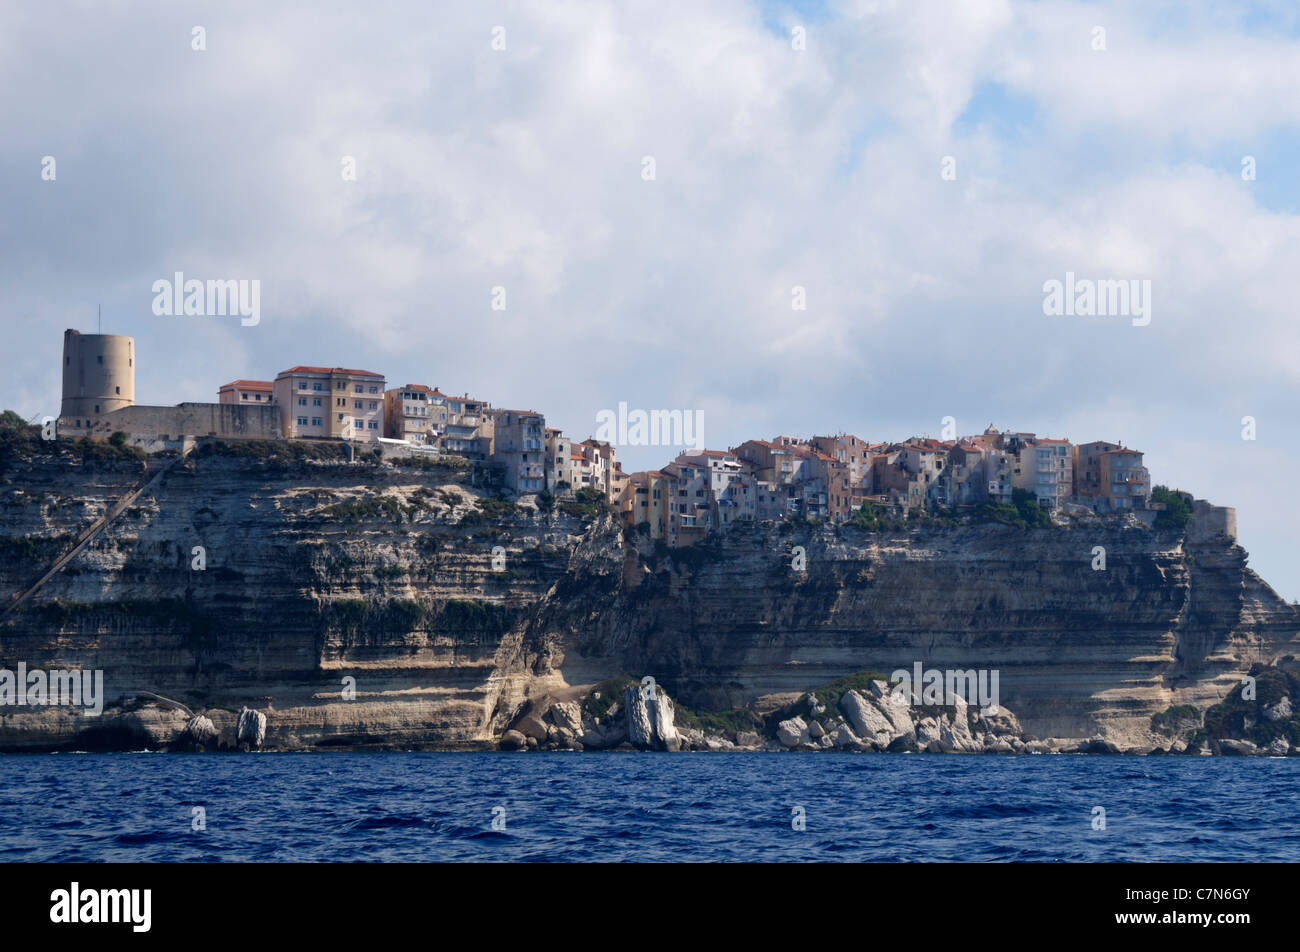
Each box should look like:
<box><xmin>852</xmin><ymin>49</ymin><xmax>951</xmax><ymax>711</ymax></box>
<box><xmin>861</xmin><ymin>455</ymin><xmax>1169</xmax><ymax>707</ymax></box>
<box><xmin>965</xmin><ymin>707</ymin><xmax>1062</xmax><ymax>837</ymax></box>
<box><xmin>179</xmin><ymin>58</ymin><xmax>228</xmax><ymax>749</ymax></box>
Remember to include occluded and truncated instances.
<box><xmin>0</xmin><ymin>431</ymin><xmax>1296</xmax><ymax>751</ymax></box>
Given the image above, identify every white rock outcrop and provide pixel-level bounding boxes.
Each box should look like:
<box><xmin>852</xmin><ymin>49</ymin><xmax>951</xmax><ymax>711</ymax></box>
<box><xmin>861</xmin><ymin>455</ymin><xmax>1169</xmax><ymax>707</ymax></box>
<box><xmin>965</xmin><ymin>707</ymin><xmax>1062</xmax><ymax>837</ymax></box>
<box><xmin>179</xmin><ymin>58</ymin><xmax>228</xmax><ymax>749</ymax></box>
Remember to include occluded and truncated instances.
<box><xmin>839</xmin><ymin>690</ymin><xmax>895</xmax><ymax>749</ymax></box>
<box><xmin>777</xmin><ymin>716</ymin><xmax>810</xmax><ymax>748</ymax></box>
<box><xmin>236</xmin><ymin>707</ymin><xmax>267</xmax><ymax>749</ymax></box>
<box><xmin>623</xmin><ymin>685</ymin><xmax>680</xmax><ymax>751</ymax></box>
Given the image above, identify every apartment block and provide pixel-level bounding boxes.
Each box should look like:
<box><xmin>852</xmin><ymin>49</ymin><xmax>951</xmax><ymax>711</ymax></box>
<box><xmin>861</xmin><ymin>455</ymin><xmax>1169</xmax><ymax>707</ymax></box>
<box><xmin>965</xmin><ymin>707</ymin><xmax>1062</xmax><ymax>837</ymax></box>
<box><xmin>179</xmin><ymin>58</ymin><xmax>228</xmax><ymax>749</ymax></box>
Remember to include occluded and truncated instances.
<box><xmin>492</xmin><ymin>409</ymin><xmax>546</xmax><ymax>494</ymax></box>
<box><xmin>273</xmin><ymin>366</ymin><xmax>386</xmax><ymax>442</ymax></box>
<box><xmin>1074</xmin><ymin>441</ymin><xmax>1150</xmax><ymax>510</ymax></box>
<box><xmin>383</xmin><ymin>384</ymin><xmax>436</xmax><ymax>445</ymax></box>
<box><xmin>440</xmin><ymin>394</ymin><xmax>493</xmax><ymax>458</ymax></box>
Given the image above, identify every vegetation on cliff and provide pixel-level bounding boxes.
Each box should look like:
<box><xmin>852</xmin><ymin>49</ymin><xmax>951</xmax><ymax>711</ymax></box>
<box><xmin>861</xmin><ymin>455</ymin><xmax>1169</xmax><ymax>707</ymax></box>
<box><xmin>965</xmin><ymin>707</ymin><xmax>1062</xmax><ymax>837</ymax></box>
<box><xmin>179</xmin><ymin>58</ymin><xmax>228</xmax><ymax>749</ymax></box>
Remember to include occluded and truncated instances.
<box><xmin>1199</xmin><ymin>665</ymin><xmax>1300</xmax><ymax>749</ymax></box>
<box><xmin>1150</xmin><ymin>485</ymin><xmax>1193</xmax><ymax>531</ymax></box>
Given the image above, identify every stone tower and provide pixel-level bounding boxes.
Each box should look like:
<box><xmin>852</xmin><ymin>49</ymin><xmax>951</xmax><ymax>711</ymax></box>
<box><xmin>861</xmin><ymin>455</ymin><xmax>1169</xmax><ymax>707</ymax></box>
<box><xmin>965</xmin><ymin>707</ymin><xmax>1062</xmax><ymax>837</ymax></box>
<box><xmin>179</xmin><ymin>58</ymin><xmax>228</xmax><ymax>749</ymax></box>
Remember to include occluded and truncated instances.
<box><xmin>60</xmin><ymin>328</ymin><xmax>135</xmax><ymax>419</ymax></box>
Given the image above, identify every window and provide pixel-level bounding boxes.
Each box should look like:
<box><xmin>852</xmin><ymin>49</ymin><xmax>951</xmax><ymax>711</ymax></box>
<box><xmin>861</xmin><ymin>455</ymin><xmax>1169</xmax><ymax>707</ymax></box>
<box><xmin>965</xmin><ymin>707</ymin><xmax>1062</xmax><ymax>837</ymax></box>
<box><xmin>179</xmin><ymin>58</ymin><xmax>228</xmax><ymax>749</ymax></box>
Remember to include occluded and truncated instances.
<box><xmin>313</xmin><ymin>383</ymin><xmax>322</xmax><ymax>391</ymax></box>
<box><xmin>242</xmin><ymin>393</ymin><xmax>249</xmax><ymax>400</ymax></box>
<box><xmin>369</xmin><ymin>421</ymin><xmax>378</xmax><ymax>429</ymax></box>
<box><xmin>297</xmin><ymin>417</ymin><xmax>308</xmax><ymax>426</ymax></box>
<box><xmin>368</xmin><ymin>386</ymin><xmax>378</xmax><ymax>394</ymax></box>
<box><xmin>115</xmin><ymin>386</ymin><xmax>120</xmax><ymax>394</ymax></box>
<box><xmin>94</xmin><ymin>404</ymin><xmax>99</xmax><ymax>413</ymax></box>
<box><xmin>354</xmin><ymin>401</ymin><xmax>362</xmax><ymax>410</ymax></box>
<box><xmin>298</xmin><ymin>397</ymin><xmax>306</xmax><ymax>406</ymax></box>
<box><xmin>337</xmin><ymin>414</ymin><xmax>344</xmax><ymax>422</ymax></box>
<box><xmin>299</xmin><ymin>382</ymin><xmax>307</xmax><ymax>389</ymax></box>
<box><xmin>97</xmin><ymin>355</ymin><xmax>103</xmax><ymax>364</ymax></box>
<box><xmin>311</xmin><ymin>417</ymin><xmax>322</xmax><ymax>426</ymax></box>
<box><xmin>369</xmin><ymin>401</ymin><xmax>377</xmax><ymax>410</ymax></box>
<box><xmin>355</xmin><ymin>385</ymin><xmax>363</xmax><ymax>393</ymax></box>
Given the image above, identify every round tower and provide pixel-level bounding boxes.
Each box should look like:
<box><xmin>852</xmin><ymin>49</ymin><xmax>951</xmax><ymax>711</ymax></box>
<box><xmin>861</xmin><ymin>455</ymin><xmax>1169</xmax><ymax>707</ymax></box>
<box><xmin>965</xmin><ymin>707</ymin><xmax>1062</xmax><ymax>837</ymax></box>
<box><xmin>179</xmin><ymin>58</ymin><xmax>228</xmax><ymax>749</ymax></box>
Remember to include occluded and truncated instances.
<box><xmin>60</xmin><ymin>328</ymin><xmax>135</xmax><ymax>419</ymax></box>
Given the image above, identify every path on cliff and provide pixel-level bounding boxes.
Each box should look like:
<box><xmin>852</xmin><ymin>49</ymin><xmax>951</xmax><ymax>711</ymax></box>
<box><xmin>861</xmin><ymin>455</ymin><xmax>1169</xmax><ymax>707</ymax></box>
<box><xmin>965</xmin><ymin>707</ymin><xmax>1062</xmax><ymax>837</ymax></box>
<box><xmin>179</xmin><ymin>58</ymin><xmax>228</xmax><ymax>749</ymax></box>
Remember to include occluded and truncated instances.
<box><xmin>0</xmin><ymin>444</ymin><xmax>194</xmax><ymax>623</ymax></box>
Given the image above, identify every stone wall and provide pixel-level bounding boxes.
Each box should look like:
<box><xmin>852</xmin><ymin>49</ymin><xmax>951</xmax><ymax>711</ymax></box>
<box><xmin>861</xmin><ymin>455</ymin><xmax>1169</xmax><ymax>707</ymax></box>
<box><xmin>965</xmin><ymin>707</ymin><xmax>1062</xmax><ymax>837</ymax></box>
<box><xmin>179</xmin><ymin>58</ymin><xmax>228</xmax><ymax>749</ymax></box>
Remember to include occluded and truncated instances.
<box><xmin>60</xmin><ymin>402</ymin><xmax>281</xmax><ymax>446</ymax></box>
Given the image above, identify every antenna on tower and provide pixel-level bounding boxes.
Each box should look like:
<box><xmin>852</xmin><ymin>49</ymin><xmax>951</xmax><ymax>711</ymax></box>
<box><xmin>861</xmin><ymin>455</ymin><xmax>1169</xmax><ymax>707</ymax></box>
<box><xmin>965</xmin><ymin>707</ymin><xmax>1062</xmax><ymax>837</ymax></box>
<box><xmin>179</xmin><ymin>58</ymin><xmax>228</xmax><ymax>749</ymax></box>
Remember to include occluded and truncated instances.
<box><xmin>98</xmin><ymin>304</ymin><xmax>102</xmax><ymax>334</ymax></box>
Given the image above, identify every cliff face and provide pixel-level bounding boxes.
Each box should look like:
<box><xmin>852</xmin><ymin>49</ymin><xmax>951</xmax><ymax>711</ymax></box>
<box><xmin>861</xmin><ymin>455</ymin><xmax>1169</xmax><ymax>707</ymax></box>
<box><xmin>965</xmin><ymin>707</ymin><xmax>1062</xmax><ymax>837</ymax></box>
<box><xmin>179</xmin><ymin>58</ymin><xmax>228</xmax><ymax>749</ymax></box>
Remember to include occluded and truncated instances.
<box><xmin>533</xmin><ymin>521</ymin><xmax>1299</xmax><ymax>747</ymax></box>
<box><xmin>0</xmin><ymin>434</ymin><xmax>1297</xmax><ymax>750</ymax></box>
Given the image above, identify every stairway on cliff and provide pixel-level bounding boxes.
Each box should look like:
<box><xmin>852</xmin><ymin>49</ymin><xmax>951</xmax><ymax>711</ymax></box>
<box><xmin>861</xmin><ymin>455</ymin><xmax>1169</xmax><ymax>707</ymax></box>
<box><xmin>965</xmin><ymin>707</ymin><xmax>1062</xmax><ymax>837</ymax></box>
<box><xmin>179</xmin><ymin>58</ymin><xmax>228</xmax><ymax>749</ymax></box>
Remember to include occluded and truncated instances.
<box><xmin>0</xmin><ymin>445</ymin><xmax>194</xmax><ymax>622</ymax></box>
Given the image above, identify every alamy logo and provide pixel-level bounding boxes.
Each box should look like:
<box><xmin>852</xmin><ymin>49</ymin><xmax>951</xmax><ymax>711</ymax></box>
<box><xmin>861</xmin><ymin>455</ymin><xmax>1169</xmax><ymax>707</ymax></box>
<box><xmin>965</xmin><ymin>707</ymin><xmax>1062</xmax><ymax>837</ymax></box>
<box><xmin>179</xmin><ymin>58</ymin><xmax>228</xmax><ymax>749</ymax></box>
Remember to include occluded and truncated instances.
<box><xmin>151</xmin><ymin>272</ymin><xmax>261</xmax><ymax>326</ymax></box>
<box><xmin>50</xmin><ymin>883</ymin><xmax>150</xmax><ymax>932</ymax></box>
<box><xmin>0</xmin><ymin>664</ymin><xmax>103</xmax><ymax>715</ymax></box>
<box><xmin>1042</xmin><ymin>271</ymin><xmax>1150</xmax><ymax>327</ymax></box>
<box><xmin>890</xmin><ymin>662</ymin><xmax>1000</xmax><ymax>714</ymax></box>
<box><xmin>594</xmin><ymin>401</ymin><xmax>703</xmax><ymax>450</ymax></box>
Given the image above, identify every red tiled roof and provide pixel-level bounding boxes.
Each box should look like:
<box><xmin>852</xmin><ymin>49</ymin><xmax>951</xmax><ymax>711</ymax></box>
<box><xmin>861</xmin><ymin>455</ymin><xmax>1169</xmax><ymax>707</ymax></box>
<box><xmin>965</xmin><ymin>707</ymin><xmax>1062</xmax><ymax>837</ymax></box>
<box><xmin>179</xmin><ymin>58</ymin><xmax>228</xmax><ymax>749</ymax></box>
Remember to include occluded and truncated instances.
<box><xmin>219</xmin><ymin>379</ymin><xmax>273</xmax><ymax>391</ymax></box>
<box><xmin>279</xmin><ymin>366</ymin><xmax>384</xmax><ymax>378</ymax></box>
<box><xmin>1036</xmin><ymin>437</ymin><xmax>1071</xmax><ymax>445</ymax></box>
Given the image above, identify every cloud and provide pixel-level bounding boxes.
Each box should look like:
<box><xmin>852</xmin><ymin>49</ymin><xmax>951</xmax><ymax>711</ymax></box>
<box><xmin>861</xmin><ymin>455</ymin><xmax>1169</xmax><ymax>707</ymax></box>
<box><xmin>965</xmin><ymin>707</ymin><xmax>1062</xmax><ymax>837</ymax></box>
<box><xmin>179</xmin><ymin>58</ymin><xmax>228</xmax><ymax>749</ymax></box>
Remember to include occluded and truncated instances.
<box><xmin>1</xmin><ymin>0</ymin><xmax>1297</xmax><ymax>597</ymax></box>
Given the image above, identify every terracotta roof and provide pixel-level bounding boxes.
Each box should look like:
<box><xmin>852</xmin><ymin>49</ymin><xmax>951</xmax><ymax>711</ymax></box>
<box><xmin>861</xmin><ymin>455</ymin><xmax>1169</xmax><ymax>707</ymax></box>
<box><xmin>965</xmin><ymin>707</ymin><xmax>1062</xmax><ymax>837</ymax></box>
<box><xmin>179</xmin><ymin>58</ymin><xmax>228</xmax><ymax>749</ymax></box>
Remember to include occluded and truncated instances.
<box><xmin>1035</xmin><ymin>437</ymin><xmax>1071</xmax><ymax>445</ymax></box>
<box><xmin>278</xmin><ymin>366</ymin><xmax>384</xmax><ymax>378</ymax></box>
<box><xmin>1104</xmin><ymin>447</ymin><xmax>1143</xmax><ymax>455</ymax></box>
<box><xmin>398</xmin><ymin>383</ymin><xmax>434</xmax><ymax>393</ymax></box>
<box><xmin>219</xmin><ymin>379</ymin><xmax>273</xmax><ymax>391</ymax></box>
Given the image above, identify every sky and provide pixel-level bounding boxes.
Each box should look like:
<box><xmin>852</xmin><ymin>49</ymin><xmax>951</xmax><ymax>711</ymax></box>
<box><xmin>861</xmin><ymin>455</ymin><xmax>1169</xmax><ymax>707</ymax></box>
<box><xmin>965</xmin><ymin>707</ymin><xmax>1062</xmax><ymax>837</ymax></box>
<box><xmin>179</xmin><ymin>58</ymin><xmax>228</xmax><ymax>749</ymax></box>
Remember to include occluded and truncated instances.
<box><xmin>2</xmin><ymin>1</ymin><xmax>1299</xmax><ymax>599</ymax></box>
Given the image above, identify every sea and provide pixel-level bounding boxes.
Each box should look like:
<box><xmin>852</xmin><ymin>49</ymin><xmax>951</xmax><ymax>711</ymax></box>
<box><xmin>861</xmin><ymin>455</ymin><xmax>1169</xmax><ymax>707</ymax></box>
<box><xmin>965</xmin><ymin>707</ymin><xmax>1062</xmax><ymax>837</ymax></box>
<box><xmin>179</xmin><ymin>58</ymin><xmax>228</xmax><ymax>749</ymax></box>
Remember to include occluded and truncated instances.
<box><xmin>1</xmin><ymin>752</ymin><xmax>1295</xmax><ymax>862</ymax></box>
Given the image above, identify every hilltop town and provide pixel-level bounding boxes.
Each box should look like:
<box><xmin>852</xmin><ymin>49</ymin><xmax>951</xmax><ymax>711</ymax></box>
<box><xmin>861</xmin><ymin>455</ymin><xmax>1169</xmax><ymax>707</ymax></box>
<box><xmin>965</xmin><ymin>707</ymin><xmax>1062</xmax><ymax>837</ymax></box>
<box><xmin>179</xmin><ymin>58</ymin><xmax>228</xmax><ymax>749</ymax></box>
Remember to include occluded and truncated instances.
<box><xmin>54</xmin><ymin>328</ymin><xmax>1172</xmax><ymax>548</ymax></box>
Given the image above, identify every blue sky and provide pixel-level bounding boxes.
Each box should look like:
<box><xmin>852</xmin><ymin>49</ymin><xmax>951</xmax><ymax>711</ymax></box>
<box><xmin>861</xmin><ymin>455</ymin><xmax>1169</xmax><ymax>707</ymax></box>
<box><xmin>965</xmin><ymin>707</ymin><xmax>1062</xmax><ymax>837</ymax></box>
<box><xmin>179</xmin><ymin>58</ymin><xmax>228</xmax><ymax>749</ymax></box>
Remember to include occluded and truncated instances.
<box><xmin>2</xmin><ymin>0</ymin><xmax>1300</xmax><ymax>599</ymax></box>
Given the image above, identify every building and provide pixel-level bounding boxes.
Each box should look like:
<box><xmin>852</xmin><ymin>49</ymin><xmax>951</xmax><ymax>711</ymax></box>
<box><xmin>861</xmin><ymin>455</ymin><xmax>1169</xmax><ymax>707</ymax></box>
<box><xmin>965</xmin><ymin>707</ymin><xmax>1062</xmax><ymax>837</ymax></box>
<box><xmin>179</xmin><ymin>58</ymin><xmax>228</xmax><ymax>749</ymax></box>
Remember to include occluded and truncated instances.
<box><xmin>731</xmin><ymin>439</ymin><xmax>803</xmax><ymax>486</ymax></box>
<box><xmin>569</xmin><ymin>439</ymin><xmax>620</xmax><ymax>498</ymax></box>
<box><xmin>492</xmin><ymin>409</ymin><xmax>546</xmax><ymax>494</ymax></box>
<box><xmin>1009</xmin><ymin>436</ymin><xmax>1073</xmax><ymax>510</ymax></box>
<box><xmin>1074</xmin><ymin>441</ymin><xmax>1150</xmax><ymax>510</ymax></box>
<box><xmin>440</xmin><ymin>394</ymin><xmax>493</xmax><ymax>458</ymax></box>
<box><xmin>810</xmin><ymin>434</ymin><xmax>872</xmax><ymax>487</ymax></box>
<box><xmin>544</xmin><ymin>427</ymin><xmax>574</xmax><ymax>491</ymax></box>
<box><xmin>383</xmin><ymin>384</ymin><xmax>436</xmax><ymax>445</ymax></box>
<box><xmin>623</xmin><ymin>470</ymin><xmax>671</xmax><ymax>539</ymax></box>
<box><xmin>273</xmin><ymin>366</ymin><xmax>386</xmax><ymax>442</ymax></box>
<box><xmin>661</xmin><ymin>458</ymin><xmax>713</xmax><ymax>546</ymax></box>
<box><xmin>217</xmin><ymin>380</ymin><xmax>274</xmax><ymax>406</ymax></box>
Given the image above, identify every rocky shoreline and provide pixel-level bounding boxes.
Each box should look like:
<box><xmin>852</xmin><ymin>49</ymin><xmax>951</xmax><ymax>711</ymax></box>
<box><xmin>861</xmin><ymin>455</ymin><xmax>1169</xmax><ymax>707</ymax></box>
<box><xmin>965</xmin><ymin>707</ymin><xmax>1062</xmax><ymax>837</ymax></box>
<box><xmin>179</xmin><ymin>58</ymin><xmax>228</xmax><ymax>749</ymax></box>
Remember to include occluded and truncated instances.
<box><xmin>8</xmin><ymin>665</ymin><xmax>1293</xmax><ymax>757</ymax></box>
<box><xmin>493</xmin><ymin>669</ymin><xmax>1300</xmax><ymax>757</ymax></box>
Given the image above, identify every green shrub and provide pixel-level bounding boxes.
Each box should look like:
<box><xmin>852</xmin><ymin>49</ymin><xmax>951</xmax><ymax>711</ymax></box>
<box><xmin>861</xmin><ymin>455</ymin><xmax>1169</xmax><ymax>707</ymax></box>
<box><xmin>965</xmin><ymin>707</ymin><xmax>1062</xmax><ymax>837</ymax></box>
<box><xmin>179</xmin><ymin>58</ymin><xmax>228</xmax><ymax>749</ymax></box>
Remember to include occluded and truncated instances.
<box><xmin>582</xmin><ymin>674</ymin><xmax>638</xmax><ymax>719</ymax></box>
<box><xmin>194</xmin><ymin>439</ymin><xmax>348</xmax><ymax>462</ymax></box>
<box><xmin>1202</xmin><ymin>666</ymin><xmax>1299</xmax><ymax>747</ymax></box>
<box><xmin>322</xmin><ymin>494</ymin><xmax>408</xmax><ymax>522</ymax></box>
<box><xmin>1151</xmin><ymin>485</ymin><xmax>1193</xmax><ymax>532</ymax></box>
<box><xmin>475</xmin><ymin>496</ymin><xmax>521</xmax><ymax>519</ymax></box>
<box><xmin>1011</xmin><ymin>489</ymin><xmax>1052</xmax><ymax>528</ymax></box>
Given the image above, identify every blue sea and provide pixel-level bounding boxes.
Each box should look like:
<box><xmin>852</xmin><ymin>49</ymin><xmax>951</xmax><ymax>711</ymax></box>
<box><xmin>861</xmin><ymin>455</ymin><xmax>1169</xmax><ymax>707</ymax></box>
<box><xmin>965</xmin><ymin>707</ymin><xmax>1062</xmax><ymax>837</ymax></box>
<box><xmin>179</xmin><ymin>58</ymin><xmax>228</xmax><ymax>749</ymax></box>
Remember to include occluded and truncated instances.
<box><xmin>1</xmin><ymin>753</ymin><xmax>1295</xmax><ymax>862</ymax></box>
